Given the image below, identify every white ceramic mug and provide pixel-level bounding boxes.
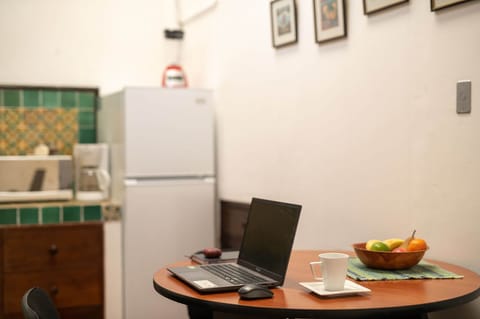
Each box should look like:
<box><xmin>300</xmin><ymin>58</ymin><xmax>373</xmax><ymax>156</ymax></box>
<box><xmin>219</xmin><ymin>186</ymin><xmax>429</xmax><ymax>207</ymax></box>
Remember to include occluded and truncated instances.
<box><xmin>309</xmin><ymin>252</ymin><xmax>349</xmax><ymax>291</ymax></box>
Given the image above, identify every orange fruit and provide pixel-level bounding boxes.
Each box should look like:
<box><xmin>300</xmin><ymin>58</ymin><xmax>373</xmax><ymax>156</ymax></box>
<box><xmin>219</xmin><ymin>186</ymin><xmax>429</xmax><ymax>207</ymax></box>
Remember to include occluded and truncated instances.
<box><xmin>407</xmin><ymin>238</ymin><xmax>428</xmax><ymax>251</ymax></box>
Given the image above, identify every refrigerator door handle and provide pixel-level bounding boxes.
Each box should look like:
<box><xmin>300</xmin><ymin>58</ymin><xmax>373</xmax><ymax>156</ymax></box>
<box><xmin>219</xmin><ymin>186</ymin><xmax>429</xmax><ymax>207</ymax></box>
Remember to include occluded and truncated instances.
<box><xmin>124</xmin><ymin>179</ymin><xmax>139</xmax><ymax>186</ymax></box>
<box><xmin>124</xmin><ymin>177</ymin><xmax>215</xmax><ymax>186</ymax></box>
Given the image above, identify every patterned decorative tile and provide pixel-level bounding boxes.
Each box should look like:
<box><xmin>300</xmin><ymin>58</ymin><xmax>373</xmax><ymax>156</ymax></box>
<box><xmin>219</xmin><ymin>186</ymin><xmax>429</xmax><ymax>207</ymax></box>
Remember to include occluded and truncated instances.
<box><xmin>0</xmin><ymin>87</ymin><xmax>98</xmax><ymax>155</ymax></box>
<box><xmin>0</xmin><ymin>208</ymin><xmax>17</xmax><ymax>225</ymax></box>
<box><xmin>84</xmin><ymin>205</ymin><xmax>102</xmax><ymax>221</ymax></box>
<box><xmin>0</xmin><ymin>107</ymin><xmax>78</xmax><ymax>155</ymax></box>
<box><xmin>20</xmin><ymin>207</ymin><xmax>39</xmax><ymax>224</ymax></box>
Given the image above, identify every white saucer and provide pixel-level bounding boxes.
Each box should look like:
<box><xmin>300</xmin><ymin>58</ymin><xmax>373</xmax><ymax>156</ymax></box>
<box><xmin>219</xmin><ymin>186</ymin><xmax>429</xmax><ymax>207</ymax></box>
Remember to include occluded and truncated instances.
<box><xmin>299</xmin><ymin>280</ymin><xmax>371</xmax><ymax>297</ymax></box>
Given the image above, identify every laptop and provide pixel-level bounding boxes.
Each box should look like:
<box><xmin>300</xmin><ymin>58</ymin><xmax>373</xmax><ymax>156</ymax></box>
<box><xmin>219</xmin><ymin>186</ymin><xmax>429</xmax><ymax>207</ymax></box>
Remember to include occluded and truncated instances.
<box><xmin>168</xmin><ymin>197</ymin><xmax>302</xmax><ymax>293</ymax></box>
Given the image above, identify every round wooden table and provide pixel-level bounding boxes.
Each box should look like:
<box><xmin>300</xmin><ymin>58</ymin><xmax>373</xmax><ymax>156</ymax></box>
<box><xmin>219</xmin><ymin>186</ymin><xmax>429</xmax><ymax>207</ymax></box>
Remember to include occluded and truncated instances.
<box><xmin>153</xmin><ymin>250</ymin><xmax>480</xmax><ymax>319</ymax></box>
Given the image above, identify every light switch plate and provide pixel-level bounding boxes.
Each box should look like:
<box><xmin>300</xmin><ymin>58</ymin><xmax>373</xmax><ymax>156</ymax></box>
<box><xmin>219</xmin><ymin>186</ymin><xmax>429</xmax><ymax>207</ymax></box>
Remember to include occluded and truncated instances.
<box><xmin>456</xmin><ymin>80</ymin><xmax>471</xmax><ymax>114</ymax></box>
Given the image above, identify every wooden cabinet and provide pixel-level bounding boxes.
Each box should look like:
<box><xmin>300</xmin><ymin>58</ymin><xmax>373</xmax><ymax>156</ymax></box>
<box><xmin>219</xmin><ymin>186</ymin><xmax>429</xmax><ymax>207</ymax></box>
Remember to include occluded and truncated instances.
<box><xmin>0</xmin><ymin>223</ymin><xmax>104</xmax><ymax>319</ymax></box>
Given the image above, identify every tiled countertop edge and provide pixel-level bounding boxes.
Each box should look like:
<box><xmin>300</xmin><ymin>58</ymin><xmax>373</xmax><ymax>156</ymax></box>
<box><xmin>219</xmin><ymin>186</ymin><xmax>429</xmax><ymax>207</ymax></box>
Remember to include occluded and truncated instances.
<box><xmin>0</xmin><ymin>201</ymin><xmax>121</xmax><ymax>225</ymax></box>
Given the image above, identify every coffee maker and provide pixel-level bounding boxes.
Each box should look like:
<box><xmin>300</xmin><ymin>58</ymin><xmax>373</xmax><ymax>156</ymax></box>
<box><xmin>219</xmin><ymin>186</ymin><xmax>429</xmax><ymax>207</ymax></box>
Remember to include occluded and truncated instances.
<box><xmin>73</xmin><ymin>143</ymin><xmax>110</xmax><ymax>201</ymax></box>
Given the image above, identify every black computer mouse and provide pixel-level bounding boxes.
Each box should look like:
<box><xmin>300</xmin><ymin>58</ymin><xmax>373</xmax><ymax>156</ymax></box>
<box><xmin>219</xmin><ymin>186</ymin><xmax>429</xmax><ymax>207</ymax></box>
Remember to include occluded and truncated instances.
<box><xmin>238</xmin><ymin>284</ymin><xmax>273</xmax><ymax>300</ymax></box>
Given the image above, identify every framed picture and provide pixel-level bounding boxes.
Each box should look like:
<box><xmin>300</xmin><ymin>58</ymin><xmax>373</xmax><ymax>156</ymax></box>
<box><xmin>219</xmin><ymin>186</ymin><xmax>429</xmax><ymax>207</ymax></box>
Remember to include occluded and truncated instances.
<box><xmin>363</xmin><ymin>0</ymin><xmax>409</xmax><ymax>15</ymax></box>
<box><xmin>313</xmin><ymin>0</ymin><xmax>346</xmax><ymax>44</ymax></box>
<box><xmin>270</xmin><ymin>0</ymin><xmax>298</xmax><ymax>48</ymax></box>
<box><xmin>431</xmin><ymin>0</ymin><xmax>473</xmax><ymax>11</ymax></box>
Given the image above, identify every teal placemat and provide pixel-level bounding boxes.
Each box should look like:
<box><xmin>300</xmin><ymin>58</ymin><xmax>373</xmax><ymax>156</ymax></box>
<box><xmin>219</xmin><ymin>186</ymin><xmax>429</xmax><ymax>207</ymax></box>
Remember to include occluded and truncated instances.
<box><xmin>347</xmin><ymin>257</ymin><xmax>464</xmax><ymax>281</ymax></box>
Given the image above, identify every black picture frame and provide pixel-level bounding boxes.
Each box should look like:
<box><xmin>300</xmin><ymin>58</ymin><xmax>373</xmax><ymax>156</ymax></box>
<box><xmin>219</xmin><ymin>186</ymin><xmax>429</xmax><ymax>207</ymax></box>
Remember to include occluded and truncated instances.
<box><xmin>270</xmin><ymin>0</ymin><xmax>298</xmax><ymax>48</ymax></box>
<box><xmin>431</xmin><ymin>0</ymin><xmax>473</xmax><ymax>11</ymax></box>
<box><xmin>363</xmin><ymin>0</ymin><xmax>409</xmax><ymax>15</ymax></box>
<box><xmin>313</xmin><ymin>0</ymin><xmax>347</xmax><ymax>44</ymax></box>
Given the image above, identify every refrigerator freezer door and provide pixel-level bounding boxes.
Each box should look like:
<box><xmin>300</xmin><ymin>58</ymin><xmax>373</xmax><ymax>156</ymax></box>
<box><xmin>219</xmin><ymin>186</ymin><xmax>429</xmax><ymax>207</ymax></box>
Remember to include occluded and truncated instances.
<box><xmin>123</xmin><ymin>88</ymin><xmax>215</xmax><ymax>178</ymax></box>
<box><xmin>122</xmin><ymin>178</ymin><xmax>215</xmax><ymax>319</ymax></box>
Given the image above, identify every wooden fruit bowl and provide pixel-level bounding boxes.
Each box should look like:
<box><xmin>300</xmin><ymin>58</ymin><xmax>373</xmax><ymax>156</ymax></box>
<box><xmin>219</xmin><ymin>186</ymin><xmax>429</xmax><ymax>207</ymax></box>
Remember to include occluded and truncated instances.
<box><xmin>353</xmin><ymin>242</ymin><xmax>427</xmax><ymax>270</ymax></box>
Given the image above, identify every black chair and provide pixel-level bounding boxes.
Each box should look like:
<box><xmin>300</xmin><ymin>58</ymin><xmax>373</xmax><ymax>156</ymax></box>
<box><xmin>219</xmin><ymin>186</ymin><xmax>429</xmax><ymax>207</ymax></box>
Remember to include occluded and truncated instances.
<box><xmin>21</xmin><ymin>287</ymin><xmax>61</xmax><ymax>319</ymax></box>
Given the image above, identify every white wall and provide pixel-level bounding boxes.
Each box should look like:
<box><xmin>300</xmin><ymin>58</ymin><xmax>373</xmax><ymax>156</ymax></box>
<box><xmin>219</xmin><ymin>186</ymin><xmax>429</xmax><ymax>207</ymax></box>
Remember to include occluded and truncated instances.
<box><xmin>184</xmin><ymin>0</ymin><xmax>480</xmax><ymax>263</ymax></box>
<box><xmin>0</xmin><ymin>0</ymin><xmax>174</xmax><ymax>93</ymax></box>
<box><xmin>180</xmin><ymin>1</ymin><xmax>480</xmax><ymax>318</ymax></box>
<box><xmin>1</xmin><ymin>0</ymin><xmax>479</xmax><ymax>318</ymax></box>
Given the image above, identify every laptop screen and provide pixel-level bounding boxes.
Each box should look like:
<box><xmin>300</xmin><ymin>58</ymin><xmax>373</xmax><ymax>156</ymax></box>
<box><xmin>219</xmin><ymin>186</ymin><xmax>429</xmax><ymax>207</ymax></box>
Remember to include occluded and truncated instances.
<box><xmin>237</xmin><ymin>198</ymin><xmax>301</xmax><ymax>284</ymax></box>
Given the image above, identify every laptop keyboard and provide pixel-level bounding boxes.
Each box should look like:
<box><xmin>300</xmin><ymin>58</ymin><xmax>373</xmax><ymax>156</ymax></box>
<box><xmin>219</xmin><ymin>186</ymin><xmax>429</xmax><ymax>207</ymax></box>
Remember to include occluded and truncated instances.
<box><xmin>201</xmin><ymin>263</ymin><xmax>267</xmax><ymax>284</ymax></box>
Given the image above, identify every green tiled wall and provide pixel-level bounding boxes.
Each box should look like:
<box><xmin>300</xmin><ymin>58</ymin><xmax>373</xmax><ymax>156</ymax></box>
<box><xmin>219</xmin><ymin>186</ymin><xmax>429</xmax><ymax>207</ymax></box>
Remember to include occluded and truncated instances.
<box><xmin>0</xmin><ymin>86</ymin><xmax>98</xmax><ymax>155</ymax></box>
<box><xmin>0</xmin><ymin>204</ymin><xmax>103</xmax><ymax>225</ymax></box>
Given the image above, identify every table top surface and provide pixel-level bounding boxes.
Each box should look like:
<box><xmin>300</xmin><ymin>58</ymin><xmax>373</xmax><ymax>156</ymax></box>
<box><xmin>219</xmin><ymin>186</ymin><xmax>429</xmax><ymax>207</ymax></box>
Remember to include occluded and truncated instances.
<box><xmin>153</xmin><ymin>250</ymin><xmax>480</xmax><ymax>318</ymax></box>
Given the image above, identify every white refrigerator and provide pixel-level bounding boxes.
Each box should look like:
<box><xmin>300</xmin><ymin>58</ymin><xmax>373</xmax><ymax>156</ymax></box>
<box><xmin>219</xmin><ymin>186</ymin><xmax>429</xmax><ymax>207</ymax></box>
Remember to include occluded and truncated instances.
<box><xmin>98</xmin><ymin>87</ymin><xmax>216</xmax><ymax>319</ymax></box>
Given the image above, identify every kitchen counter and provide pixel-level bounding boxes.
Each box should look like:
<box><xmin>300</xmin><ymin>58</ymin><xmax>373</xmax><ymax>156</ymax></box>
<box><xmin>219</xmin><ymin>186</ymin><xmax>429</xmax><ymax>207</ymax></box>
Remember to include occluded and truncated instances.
<box><xmin>0</xmin><ymin>200</ymin><xmax>123</xmax><ymax>319</ymax></box>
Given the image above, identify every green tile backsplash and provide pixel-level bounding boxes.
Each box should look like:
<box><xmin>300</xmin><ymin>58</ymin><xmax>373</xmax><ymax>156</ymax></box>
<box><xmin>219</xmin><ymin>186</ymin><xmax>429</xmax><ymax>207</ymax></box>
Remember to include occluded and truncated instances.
<box><xmin>0</xmin><ymin>208</ymin><xmax>17</xmax><ymax>225</ymax></box>
<box><xmin>24</xmin><ymin>90</ymin><xmax>39</xmax><ymax>107</ymax></box>
<box><xmin>0</xmin><ymin>203</ymin><xmax>105</xmax><ymax>225</ymax></box>
<box><xmin>64</xmin><ymin>206</ymin><xmax>82</xmax><ymax>222</ymax></box>
<box><xmin>79</xmin><ymin>92</ymin><xmax>96</xmax><ymax>108</ymax></box>
<box><xmin>43</xmin><ymin>90</ymin><xmax>59</xmax><ymax>108</ymax></box>
<box><xmin>78</xmin><ymin>111</ymin><xmax>95</xmax><ymax>126</ymax></box>
<box><xmin>4</xmin><ymin>89</ymin><xmax>20</xmax><ymax>107</ymax></box>
<box><xmin>84</xmin><ymin>205</ymin><xmax>102</xmax><ymax>221</ymax></box>
<box><xmin>42</xmin><ymin>206</ymin><xmax>61</xmax><ymax>224</ymax></box>
<box><xmin>20</xmin><ymin>207</ymin><xmax>39</xmax><ymax>225</ymax></box>
<box><xmin>0</xmin><ymin>86</ymin><xmax>98</xmax><ymax>155</ymax></box>
<box><xmin>79</xmin><ymin>129</ymin><xmax>97</xmax><ymax>143</ymax></box>
<box><xmin>61</xmin><ymin>91</ymin><xmax>76</xmax><ymax>108</ymax></box>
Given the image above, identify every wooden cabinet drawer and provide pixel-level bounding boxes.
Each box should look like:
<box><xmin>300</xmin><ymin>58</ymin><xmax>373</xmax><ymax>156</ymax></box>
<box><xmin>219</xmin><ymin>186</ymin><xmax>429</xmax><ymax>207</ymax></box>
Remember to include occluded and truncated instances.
<box><xmin>3</xmin><ymin>267</ymin><xmax>103</xmax><ymax>314</ymax></box>
<box><xmin>2</xmin><ymin>223</ymin><xmax>102</xmax><ymax>272</ymax></box>
<box><xmin>0</xmin><ymin>223</ymin><xmax>104</xmax><ymax>319</ymax></box>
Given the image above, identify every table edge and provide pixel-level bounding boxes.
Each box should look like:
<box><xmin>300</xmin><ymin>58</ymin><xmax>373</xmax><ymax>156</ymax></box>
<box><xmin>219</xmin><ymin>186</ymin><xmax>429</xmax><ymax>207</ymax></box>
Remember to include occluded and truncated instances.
<box><xmin>153</xmin><ymin>250</ymin><xmax>480</xmax><ymax>318</ymax></box>
<box><xmin>153</xmin><ymin>278</ymin><xmax>480</xmax><ymax>318</ymax></box>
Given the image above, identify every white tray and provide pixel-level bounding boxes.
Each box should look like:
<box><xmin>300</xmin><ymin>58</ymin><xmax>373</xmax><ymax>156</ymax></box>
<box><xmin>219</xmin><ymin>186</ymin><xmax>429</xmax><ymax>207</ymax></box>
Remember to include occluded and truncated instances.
<box><xmin>299</xmin><ymin>280</ymin><xmax>371</xmax><ymax>297</ymax></box>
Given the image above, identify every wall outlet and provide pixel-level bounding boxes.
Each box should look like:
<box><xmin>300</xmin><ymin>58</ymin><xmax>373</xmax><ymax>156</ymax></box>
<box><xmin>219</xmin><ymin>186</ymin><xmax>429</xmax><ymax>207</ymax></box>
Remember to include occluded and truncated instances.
<box><xmin>456</xmin><ymin>80</ymin><xmax>471</xmax><ymax>114</ymax></box>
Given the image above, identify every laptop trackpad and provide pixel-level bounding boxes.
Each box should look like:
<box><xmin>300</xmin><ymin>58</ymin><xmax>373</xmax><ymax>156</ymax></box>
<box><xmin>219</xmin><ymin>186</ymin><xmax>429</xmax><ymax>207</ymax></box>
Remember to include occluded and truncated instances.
<box><xmin>171</xmin><ymin>267</ymin><xmax>230</xmax><ymax>286</ymax></box>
